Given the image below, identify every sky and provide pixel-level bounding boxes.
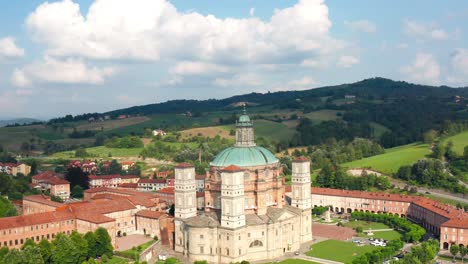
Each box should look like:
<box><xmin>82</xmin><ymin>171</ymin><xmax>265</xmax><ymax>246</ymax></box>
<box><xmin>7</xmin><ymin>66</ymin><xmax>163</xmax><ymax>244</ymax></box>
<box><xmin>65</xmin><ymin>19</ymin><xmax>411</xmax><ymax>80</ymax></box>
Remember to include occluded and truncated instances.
<box><xmin>0</xmin><ymin>0</ymin><xmax>468</xmax><ymax>119</ymax></box>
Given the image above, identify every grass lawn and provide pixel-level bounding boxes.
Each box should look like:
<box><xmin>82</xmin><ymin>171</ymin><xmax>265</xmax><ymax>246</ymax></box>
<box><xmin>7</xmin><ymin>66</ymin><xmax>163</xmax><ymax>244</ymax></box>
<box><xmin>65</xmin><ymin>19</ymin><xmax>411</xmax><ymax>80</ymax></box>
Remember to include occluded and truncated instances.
<box><xmin>344</xmin><ymin>220</ymin><xmax>390</xmax><ymax>230</ymax></box>
<box><xmin>265</xmin><ymin>259</ymin><xmax>321</xmax><ymax>264</ymax></box>
<box><xmin>358</xmin><ymin>230</ymin><xmax>402</xmax><ymax>241</ymax></box>
<box><xmin>342</xmin><ymin>142</ymin><xmax>431</xmax><ymax>174</ymax></box>
<box><xmin>107</xmin><ymin>256</ymin><xmax>129</xmax><ymax>264</ymax></box>
<box><xmin>116</xmin><ymin>240</ymin><xmax>155</xmax><ymax>259</ymax></box>
<box><xmin>442</xmin><ymin>130</ymin><xmax>468</xmax><ymax>155</ymax></box>
<box><xmin>306</xmin><ymin>240</ymin><xmax>374</xmax><ymax>264</ymax></box>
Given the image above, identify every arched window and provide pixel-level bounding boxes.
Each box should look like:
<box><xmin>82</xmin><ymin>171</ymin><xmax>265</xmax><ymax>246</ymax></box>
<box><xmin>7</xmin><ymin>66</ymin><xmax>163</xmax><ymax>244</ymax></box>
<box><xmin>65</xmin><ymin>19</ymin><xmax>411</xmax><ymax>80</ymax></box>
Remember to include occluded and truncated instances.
<box><xmin>249</xmin><ymin>240</ymin><xmax>263</xmax><ymax>248</ymax></box>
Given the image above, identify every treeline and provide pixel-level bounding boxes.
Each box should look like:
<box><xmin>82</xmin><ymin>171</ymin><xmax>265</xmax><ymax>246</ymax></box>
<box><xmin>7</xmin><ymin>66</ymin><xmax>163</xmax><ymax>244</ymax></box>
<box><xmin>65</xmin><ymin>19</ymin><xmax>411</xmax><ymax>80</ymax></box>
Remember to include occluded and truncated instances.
<box><xmin>395</xmin><ymin>159</ymin><xmax>467</xmax><ymax>194</ymax></box>
<box><xmin>315</xmin><ymin>164</ymin><xmax>391</xmax><ymax>191</ymax></box>
<box><xmin>0</xmin><ymin>228</ymin><xmax>113</xmax><ymax>264</ymax></box>
<box><xmin>308</xmin><ymin>138</ymin><xmax>384</xmax><ymax>169</ymax></box>
<box><xmin>351</xmin><ymin>211</ymin><xmax>426</xmax><ymax>242</ymax></box>
<box><xmin>398</xmin><ymin>239</ymin><xmax>440</xmax><ymax>264</ymax></box>
<box><xmin>0</xmin><ymin>196</ymin><xmax>17</xmax><ymax>217</ymax></box>
<box><xmin>0</xmin><ymin>173</ymin><xmax>39</xmax><ymax>200</ymax></box>
<box><xmin>292</xmin><ymin>119</ymin><xmax>372</xmax><ymax>146</ymax></box>
<box><xmin>104</xmin><ymin>136</ymin><xmax>143</xmax><ymax>148</ymax></box>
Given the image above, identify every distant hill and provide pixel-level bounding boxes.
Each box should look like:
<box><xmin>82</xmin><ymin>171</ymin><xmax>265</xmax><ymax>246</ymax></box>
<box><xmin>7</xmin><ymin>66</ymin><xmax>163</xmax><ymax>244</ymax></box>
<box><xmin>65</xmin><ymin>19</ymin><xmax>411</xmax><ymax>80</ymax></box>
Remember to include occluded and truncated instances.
<box><xmin>0</xmin><ymin>118</ymin><xmax>42</xmax><ymax>127</ymax></box>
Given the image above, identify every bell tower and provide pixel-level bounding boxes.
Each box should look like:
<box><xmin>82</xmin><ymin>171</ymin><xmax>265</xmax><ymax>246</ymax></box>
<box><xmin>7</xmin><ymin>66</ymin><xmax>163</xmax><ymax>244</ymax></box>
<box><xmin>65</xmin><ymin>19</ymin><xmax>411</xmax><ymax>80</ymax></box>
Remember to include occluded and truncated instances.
<box><xmin>221</xmin><ymin>165</ymin><xmax>246</xmax><ymax>228</ymax></box>
<box><xmin>291</xmin><ymin>156</ymin><xmax>312</xmax><ymax>242</ymax></box>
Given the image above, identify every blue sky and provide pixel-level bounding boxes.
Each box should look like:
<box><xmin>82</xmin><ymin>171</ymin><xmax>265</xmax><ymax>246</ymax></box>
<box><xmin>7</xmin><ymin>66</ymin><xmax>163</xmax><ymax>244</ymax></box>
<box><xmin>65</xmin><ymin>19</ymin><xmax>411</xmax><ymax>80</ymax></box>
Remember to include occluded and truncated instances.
<box><xmin>0</xmin><ymin>0</ymin><xmax>467</xmax><ymax>118</ymax></box>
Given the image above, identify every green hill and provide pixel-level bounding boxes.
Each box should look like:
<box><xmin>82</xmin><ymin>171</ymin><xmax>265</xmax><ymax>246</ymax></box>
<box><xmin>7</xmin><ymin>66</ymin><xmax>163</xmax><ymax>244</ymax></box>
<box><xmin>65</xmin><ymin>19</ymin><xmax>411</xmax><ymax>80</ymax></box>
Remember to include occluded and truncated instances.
<box><xmin>342</xmin><ymin>142</ymin><xmax>431</xmax><ymax>174</ymax></box>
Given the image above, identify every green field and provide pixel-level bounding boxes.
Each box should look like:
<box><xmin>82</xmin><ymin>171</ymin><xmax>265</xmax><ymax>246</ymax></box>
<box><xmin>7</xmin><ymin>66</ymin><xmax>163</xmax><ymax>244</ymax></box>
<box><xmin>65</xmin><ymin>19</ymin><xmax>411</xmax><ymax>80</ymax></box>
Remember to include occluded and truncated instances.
<box><xmin>342</xmin><ymin>142</ymin><xmax>431</xmax><ymax>174</ymax></box>
<box><xmin>52</xmin><ymin>146</ymin><xmax>144</xmax><ymax>158</ymax></box>
<box><xmin>358</xmin><ymin>230</ymin><xmax>402</xmax><ymax>241</ymax></box>
<box><xmin>225</xmin><ymin>119</ymin><xmax>296</xmax><ymax>142</ymax></box>
<box><xmin>344</xmin><ymin>220</ymin><xmax>390</xmax><ymax>230</ymax></box>
<box><xmin>442</xmin><ymin>130</ymin><xmax>468</xmax><ymax>155</ymax></box>
<box><xmin>306</xmin><ymin>240</ymin><xmax>374</xmax><ymax>264</ymax></box>
<box><xmin>265</xmin><ymin>259</ymin><xmax>320</xmax><ymax>264</ymax></box>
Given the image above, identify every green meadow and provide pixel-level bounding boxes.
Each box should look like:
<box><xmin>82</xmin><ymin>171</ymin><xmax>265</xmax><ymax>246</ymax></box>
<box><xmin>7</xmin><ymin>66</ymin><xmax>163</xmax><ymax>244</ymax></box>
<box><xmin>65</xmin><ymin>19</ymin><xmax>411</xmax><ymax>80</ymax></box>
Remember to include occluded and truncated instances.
<box><xmin>306</xmin><ymin>240</ymin><xmax>374</xmax><ymax>264</ymax></box>
<box><xmin>442</xmin><ymin>130</ymin><xmax>468</xmax><ymax>155</ymax></box>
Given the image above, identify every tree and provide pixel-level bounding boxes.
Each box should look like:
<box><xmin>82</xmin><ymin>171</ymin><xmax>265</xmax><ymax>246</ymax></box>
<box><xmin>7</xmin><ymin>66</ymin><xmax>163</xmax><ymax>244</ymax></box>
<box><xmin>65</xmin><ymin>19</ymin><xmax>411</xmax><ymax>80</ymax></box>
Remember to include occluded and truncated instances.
<box><xmin>71</xmin><ymin>185</ymin><xmax>84</xmax><ymax>198</ymax></box>
<box><xmin>38</xmin><ymin>239</ymin><xmax>52</xmax><ymax>263</ymax></box>
<box><xmin>94</xmin><ymin>228</ymin><xmax>113</xmax><ymax>257</ymax></box>
<box><xmin>75</xmin><ymin>148</ymin><xmax>89</xmax><ymax>158</ymax></box>
<box><xmin>0</xmin><ymin>196</ymin><xmax>18</xmax><ymax>217</ymax></box>
<box><xmin>460</xmin><ymin>245</ymin><xmax>467</xmax><ymax>263</ymax></box>
<box><xmin>65</xmin><ymin>167</ymin><xmax>89</xmax><ymax>190</ymax></box>
<box><xmin>70</xmin><ymin>231</ymin><xmax>89</xmax><ymax>263</ymax></box>
<box><xmin>21</xmin><ymin>245</ymin><xmax>45</xmax><ymax>264</ymax></box>
<box><xmin>423</xmin><ymin>129</ymin><xmax>437</xmax><ymax>144</ymax></box>
<box><xmin>21</xmin><ymin>238</ymin><xmax>36</xmax><ymax>250</ymax></box>
<box><xmin>52</xmin><ymin>233</ymin><xmax>81</xmax><ymax>264</ymax></box>
<box><xmin>450</xmin><ymin>244</ymin><xmax>460</xmax><ymax>261</ymax></box>
<box><xmin>84</xmin><ymin>232</ymin><xmax>98</xmax><ymax>259</ymax></box>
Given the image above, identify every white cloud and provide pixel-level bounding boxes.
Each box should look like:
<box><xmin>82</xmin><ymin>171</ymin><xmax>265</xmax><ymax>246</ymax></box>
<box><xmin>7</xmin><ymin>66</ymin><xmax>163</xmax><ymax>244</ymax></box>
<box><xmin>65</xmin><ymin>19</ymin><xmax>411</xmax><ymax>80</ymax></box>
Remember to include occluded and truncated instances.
<box><xmin>344</xmin><ymin>20</ymin><xmax>376</xmax><ymax>33</ymax></box>
<box><xmin>301</xmin><ymin>59</ymin><xmax>320</xmax><ymax>68</ymax></box>
<box><xmin>213</xmin><ymin>73</ymin><xmax>262</xmax><ymax>87</ymax></box>
<box><xmin>26</xmin><ymin>0</ymin><xmax>337</xmax><ymax>65</ymax></box>
<box><xmin>11</xmin><ymin>56</ymin><xmax>118</xmax><ymax>87</ymax></box>
<box><xmin>446</xmin><ymin>48</ymin><xmax>468</xmax><ymax>85</ymax></box>
<box><xmin>0</xmin><ymin>37</ymin><xmax>25</xmax><ymax>60</ymax></box>
<box><xmin>249</xmin><ymin>7</ymin><xmax>255</xmax><ymax>16</ymax></box>
<box><xmin>169</xmin><ymin>61</ymin><xmax>230</xmax><ymax>76</ymax></box>
<box><xmin>400</xmin><ymin>53</ymin><xmax>440</xmax><ymax>85</ymax></box>
<box><xmin>403</xmin><ymin>20</ymin><xmax>449</xmax><ymax>40</ymax></box>
<box><xmin>271</xmin><ymin>76</ymin><xmax>316</xmax><ymax>91</ymax></box>
<box><xmin>337</xmin><ymin>55</ymin><xmax>359</xmax><ymax>68</ymax></box>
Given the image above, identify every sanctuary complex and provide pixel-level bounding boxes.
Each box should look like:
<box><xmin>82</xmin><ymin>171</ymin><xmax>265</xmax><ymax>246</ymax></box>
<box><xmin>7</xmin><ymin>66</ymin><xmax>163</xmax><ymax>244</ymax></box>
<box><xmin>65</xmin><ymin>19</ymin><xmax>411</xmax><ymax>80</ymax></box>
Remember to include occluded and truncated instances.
<box><xmin>173</xmin><ymin>112</ymin><xmax>313</xmax><ymax>263</ymax></box>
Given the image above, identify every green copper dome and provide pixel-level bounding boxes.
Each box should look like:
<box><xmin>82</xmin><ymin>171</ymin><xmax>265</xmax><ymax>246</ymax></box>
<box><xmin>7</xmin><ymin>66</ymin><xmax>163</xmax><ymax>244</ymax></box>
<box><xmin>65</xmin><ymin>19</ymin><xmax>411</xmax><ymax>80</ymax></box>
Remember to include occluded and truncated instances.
<box><xmin>210</xmin><ymin>146</ymin><xmax>278</xmax><ymax>167</ymax></box>
<box><xmin>238</xmin><ymin>115</ymin><xmax>251</xmax><ymax>123</ymax></box>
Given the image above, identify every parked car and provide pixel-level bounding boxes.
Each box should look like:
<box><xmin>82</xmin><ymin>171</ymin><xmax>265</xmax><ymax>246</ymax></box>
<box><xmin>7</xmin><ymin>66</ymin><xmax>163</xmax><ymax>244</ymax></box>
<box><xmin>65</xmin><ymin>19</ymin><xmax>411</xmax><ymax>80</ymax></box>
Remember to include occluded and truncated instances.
<box><xmin>352</xmin><ymin>239</ymin><xmax>362</xmax><ymax>244</ymax></box>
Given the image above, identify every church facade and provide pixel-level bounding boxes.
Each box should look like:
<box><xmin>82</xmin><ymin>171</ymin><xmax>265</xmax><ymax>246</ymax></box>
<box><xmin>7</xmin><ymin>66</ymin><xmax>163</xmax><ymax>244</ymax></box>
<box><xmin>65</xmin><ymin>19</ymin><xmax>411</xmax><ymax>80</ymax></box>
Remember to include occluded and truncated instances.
<box><xmin>174</xmin><ymin>112</ymin><xmax>312</xmax><ymax>263</ymax></box>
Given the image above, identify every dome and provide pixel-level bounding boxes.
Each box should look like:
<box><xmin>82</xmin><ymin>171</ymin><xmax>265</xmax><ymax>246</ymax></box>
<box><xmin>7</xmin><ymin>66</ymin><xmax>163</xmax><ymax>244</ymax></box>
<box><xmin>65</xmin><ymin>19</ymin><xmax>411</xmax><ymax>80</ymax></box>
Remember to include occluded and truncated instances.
<box><xmin>238</xmin><ymin>115</ymin><xmax>251</xmax><ymax>123</ymax></box>
<box><xmin>210</xmin><ymin>146</ymin><xmax>278</xmax><ymax>167</ymax></box>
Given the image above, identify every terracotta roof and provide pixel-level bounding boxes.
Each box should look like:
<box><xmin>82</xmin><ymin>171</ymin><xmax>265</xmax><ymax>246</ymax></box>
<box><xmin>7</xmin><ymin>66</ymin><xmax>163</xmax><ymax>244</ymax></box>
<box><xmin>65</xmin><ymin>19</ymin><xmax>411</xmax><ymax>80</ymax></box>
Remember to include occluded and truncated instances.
<box><xmin>176</xmin><ymin>162</ymin><xmax>194</xmax><ymax>168</ymax></box>
<box><xmin>157</xmin><ymin>187</ymin><xmax>174</xmax><ymax>195</ymax></box>
<box><xmin>311</xmin><ymin>187</ymin><xmax>419</xmax><ymax>203</ymax></box>
<box><xmin>0</xmin><ymin>211</ymin><xmax>74</xmax><ymax>230</ymax></box>
<box><xmin>413</xmin><ymin>197</ymin><xmax>463</xmax><ymax>219</ymax></box>
<box><xmin>138</xmin><ymin>178</ymin><xmax>166</xmax><ymax>184</ymax></box>
<box><xmin>47</xmin><ymin>177</ymin><xmax>69</xmax><ymax>185</ymax></box>
<box><xmin>222</xmin><ymin>164</ymin><xmax>242</xmax><ymax>172</ymax></box>
<box><xmin>23</xmin><ymin>195</ymin><xmax>63</xmax><ymax>207</ymax></box>
<box><xmin>119</xmin><ymin>183</ymin><xmax>138</xmax><ymax>188</ymax></box>
<box><xmin>32</xmin><ymin>171</ymin><xmax>63</xmax><ymax>181</ymax></box>
<box><xmin>293</xmin><ymin>156</ymin><xmax>309</xmax><ymax>162</ymax></box>
<box><xmin>442</xmin><ymin>216</ymin><xmax>468</xmax><ymax>228</ymax></box>
<box><xmin>135</xmin><ymin>210</ymin><xmax>167</xmax><ymax>219</ymax></box>
<box><xmin>75</xmin><ymin>213</ymin><xmax>115</xmax><ymax>224</ymax></box>
<box><xmin>122</xmin><ymin>161</ymin><xmax>135</xmax><ymax>165</ymax></box>
<box><xmin>57</xmin><ymin>198</ymin><xmax>136</xmax><ymax>214</ymax></box>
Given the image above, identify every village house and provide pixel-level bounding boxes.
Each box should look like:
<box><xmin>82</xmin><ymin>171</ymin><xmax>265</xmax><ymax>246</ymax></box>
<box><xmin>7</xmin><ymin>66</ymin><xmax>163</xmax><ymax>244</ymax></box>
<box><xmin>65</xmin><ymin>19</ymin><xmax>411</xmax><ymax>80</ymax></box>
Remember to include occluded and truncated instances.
<box><xmin>152</xmin><ymin>129</ymin><xmax>167</xmax><ymax>137</ymax></box>
<box><xmin>31</xmin><ymin>171</ymin><xmax>70</xmax><ymax>201</ymax></box>
<box><xmin>88</xmin><ymin>174</ymin><xmax>139</xmax><ymax>188</ymax></box>
<box><xmin>137</xmin><ymin>178</ymin><xmax>167</xmax><ymax>191</ymax></box>
<box><xmin>121</xmin><ymin>161</ymin><xmax>136</xmax><ymax>171</ymax></box>
<box><xmin>0</xmin><ymin>162</ymin><xmax>31</xmax><ymax>176</ymax></box>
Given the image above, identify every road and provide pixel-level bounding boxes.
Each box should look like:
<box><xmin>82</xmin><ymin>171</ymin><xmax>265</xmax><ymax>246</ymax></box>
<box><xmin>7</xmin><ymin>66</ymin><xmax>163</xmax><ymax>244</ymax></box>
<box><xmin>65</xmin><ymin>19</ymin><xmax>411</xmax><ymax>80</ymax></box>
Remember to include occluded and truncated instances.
<box><xmin>391</xmin><ymin>179</ymin><xmax>467</xmax><ymax>204</ymax></box>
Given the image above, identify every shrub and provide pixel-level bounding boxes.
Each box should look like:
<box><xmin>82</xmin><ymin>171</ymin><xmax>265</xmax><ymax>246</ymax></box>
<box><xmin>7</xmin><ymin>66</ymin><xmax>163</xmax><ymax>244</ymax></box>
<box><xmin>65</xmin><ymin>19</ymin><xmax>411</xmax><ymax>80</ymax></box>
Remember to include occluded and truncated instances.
<box><xmin>154</xmin><ymin>236</ymin><xmax>159</xmax><ymax>241</ymax></box>
<box><xmin>101</xmin><ymin>254</ymin><xmax>109</xmax><ymax>263</ymax></box>
<box><xmin>123</xmin><ymin>232</ymin><xmax>127</xmax><ymax>237</ymax></box>
<box><xmin>355</xmin><ymin>226</ymin><xmax>363</xmax><ymax>233</ymax></box>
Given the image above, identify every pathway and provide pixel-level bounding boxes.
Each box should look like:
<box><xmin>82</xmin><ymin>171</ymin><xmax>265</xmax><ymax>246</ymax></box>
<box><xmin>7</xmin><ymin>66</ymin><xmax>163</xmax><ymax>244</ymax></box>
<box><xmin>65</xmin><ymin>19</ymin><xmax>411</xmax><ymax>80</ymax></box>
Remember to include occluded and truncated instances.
<box><xmin>363</xmin><ymin>228</ymin><xmax>393</xmax><ymax>232</ymax></box>
<box><xmin>296</xmin><ymin>255</ymin><xmax>344</xmax><ymax>264</ymax></box>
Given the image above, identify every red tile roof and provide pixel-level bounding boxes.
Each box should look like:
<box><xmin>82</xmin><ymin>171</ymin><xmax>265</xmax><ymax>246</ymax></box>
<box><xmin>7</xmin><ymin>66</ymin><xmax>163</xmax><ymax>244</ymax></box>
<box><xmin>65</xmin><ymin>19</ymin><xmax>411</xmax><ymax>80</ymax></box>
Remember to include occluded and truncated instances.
<box><xmin>311</xmin><ymin>187</ymin><xmax>419</xmax><ymax>203</ymax></box>
<box><xmin>119</xmin><ymin>183</ymin><xmax>138</xmax><ymax>189</ymax></box>
<box><xmin>23</xmin><ymin>195</ymin><xmax>63</xmax><ymax>208</ymax></box>
<box><xmin>157</xmin><ymin>187</ymin><xmax>175</xmax><ymax>195</ymax></box>
<box><xmin>176</xmin><ymin>162</ymin><xmax>193</xmax><ymax>168</ymax></box>
<box><xmin>195</xmin><ymin>175</ymin><xmax>205</xmax><ymax>180</ymax></box>
<box><xmin>442</xmin><ymin>216</ymin><xmax>468</xmax><ymax>228</ymax></box>
<box><xmin>135</xmin><ymin>210</ymin><xmax>167</xmax><ymax>219</ymax></box>
<box><xmin>222</xmin><ymin>165</ymin><xmax>242</xmax><ymax>172</ymax></box>
<box><xmin>293</xmin><ymin>156</ymin><xmax>309</xmax><ymax>162</ymax></box>
<box><xmin>138</xmin><ymin>178</ymin><xmax>166</xmax><ymax>184</ymax></box>
<box><xmin>0</xmin><ymin>211</ymin><xmax>74</xmax><ymax>230</ymax></box>
<box><xmin>32</xmin><ymin>171</ymin><xmax>63</xmax><ymax>181</ymax></box>
<box><xmin>413</xmin><ymin>197</ymin><xmax>463</xmax><ymax>219</ymax></box>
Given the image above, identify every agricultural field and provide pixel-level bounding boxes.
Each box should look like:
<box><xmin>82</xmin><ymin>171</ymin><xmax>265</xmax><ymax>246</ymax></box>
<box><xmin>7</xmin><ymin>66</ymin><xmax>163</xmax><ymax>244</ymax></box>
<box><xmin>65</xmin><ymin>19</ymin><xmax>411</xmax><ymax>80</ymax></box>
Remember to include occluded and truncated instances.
<box><xmin>442</xmin><ymin>130</ymin><xmax>468</xmax><ymax>155</ymax></box>
<box><xmin>306</xmin><ymin>239</ymin><xmax>374</xmax><ymax>263</ymax></box>
<box><xmin>341</xmin><ymin>142</ymin><xmax>431</xmax><ymax>174</ymax></box>
<box><xmin>224</xmin><ymin>119</ymin><xmax>296</xmax><ymax>142</ymax></box>
<box><xmin>303</xmin><ymin>109</ymin><xmax>343</xmax><ymax>122</ymax></box>
<box><xmin>52</xmin><ymin>146</ymin><xmax>144</xmax><ymax>159</ymax></box>
<box><xmin>180</xmin><ymin>126</ymin><xmax>234</xmax><ymax>139</ymax></box>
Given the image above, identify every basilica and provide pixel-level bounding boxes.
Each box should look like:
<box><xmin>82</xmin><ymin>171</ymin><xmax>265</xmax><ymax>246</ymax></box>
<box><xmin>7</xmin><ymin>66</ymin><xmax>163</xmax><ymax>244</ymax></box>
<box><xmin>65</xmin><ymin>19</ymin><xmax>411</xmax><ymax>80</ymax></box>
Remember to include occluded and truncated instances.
<box><xmin>174</xmin><ymin>111</ymin><xmax>313</xmax><ymax>263</ymax></box>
